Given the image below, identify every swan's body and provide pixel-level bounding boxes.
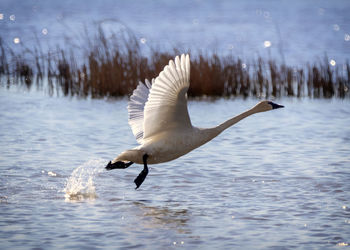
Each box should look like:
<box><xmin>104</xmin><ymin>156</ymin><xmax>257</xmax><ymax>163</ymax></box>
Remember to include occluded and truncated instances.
<box><xmin>106</xmin><ymin>54</ymin><xmax>283</xmax><ymax>189</ymax></box>
<box><xmin>117</xmin><ymin>126</ymin><xmax>217</xmax><ymax>164</ymax></box>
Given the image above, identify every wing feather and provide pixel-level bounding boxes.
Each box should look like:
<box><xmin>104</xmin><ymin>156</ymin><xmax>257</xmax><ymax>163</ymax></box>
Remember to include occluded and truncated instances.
<box><xmin>143</xmin><ymin>54</ymin><xmax>191</xmax><ymax>140</ymax></box>
<box><xmin>127</xmin><ymin>54</ymin><xmax>191</xmax><ymax>144</ymax></box>
<box><xmin>127</xmin><ymin>79</ymin><xmax>153</xmax><ymax>144</ymax></box>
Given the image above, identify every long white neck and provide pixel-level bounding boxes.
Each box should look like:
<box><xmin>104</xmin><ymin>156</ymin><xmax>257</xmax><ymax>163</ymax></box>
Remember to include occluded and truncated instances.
<box><xmin>215</xmin><ymin>108</ymin><xmax>256</xmax><ymax>134</ymax></box>
<box><xmin>198</xmin><ymin>107</ymin><xmax>258</xmax><ymax>145</ymax></box>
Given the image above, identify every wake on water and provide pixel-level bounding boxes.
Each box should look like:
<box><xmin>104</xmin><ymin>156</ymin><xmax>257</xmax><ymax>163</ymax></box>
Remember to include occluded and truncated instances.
<box><xmin>63</xmin><ymin>159</ymin><xmax>106</xmax><ymax>201</ymax></box>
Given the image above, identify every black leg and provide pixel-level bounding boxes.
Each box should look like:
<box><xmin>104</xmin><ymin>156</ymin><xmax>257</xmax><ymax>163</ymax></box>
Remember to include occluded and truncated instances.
<box><xmin>105</xmin><ymin>160</ymin><xmax>133</xmax><ymax>170</ymax></box>
<box><xmin>134</xmin><ymin>154</ymin><xmax>149</xmax><ymax>190</ymax></box>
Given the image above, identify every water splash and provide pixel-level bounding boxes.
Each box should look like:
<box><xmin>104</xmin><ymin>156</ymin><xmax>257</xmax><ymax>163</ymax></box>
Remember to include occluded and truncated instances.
<box><xmin>63</xmin><ymin>159</ymin><xmax>106</xmax><ymax>201</ymax></box>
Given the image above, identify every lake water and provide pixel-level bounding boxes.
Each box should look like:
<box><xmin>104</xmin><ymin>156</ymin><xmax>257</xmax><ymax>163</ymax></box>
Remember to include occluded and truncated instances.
<box><xmin>1</xmin><ymin>0</ymin><xmax>350</xmax><ymax>66</ymax></box>
<box><xmin>0</xmin><ymin>86</ymin><xmax>350</xmax><ymax>249</ymax></box>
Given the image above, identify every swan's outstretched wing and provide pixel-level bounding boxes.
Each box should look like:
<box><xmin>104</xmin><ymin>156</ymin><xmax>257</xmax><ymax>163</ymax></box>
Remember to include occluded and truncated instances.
<box><xmin>143</xmin><ymin>54</ymin><xmax>192</xmax><ymax>140</ymax></box>
<box><xmin>128</xmin><ymin>79</ymin><xmax>153</xmax><ymax>144</ymax></box>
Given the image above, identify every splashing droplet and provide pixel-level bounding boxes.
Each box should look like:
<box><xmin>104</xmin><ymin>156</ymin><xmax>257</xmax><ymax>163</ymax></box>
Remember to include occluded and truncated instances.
<box><xmin>48</xmin><ymin>171</ymin><xmax>57</xmax><ymax>177</ymax></box>
<box><xmin>336</xmin><ymin>242</ymin><xmax>348</xmax><ymax>246</ymax></box>
<box><xmin>63</xmin><ymin>159</ymin><xmax>106</xmax><ymax>201</ymax></box>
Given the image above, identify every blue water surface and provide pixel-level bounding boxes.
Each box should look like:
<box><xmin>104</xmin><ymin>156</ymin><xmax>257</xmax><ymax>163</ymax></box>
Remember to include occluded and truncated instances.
<box><xmin>0</xmin><ymin>86</ymin><xmax>349</xmax><ymax>249</ymax></box>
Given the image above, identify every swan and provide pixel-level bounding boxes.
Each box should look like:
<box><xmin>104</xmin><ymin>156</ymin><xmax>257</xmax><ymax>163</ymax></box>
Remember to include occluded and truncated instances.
<box><xmin>106</xmin><ymin>54</ymin><xmax>284</xmax><ymax>189</ymax></box>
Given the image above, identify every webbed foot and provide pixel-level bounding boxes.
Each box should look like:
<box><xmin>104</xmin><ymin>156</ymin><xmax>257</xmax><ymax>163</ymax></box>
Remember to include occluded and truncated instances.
<box><xmin>105</xmin><ymin>161</ymin><xmax>133</xmax><ymax>170</ymax></box>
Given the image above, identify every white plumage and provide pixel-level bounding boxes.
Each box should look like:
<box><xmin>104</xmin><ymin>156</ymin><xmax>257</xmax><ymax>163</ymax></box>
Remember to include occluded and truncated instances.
<box><xmin>107</xmin><ymin>54</ymin><xmax>283</xmax><ymax>189</ymax></box>
<box><xmin>128</xmin><ymin>79</ymin><xmax>153</xmax><ymax>144</ymax></box>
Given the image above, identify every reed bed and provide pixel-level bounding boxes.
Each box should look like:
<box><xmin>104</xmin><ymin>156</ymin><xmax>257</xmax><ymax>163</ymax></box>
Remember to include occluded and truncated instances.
<box><xmin>0</xmin><ymin>29</ymin><xmax>349</xmax><ymax>99</ymax></box>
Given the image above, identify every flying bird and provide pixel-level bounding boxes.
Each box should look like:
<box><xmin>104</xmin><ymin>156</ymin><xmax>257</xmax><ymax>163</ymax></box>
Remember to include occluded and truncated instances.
<box><xmin>106</xmin><ymin>54</ymin><xmax>284</xmax><ymax>189</ymax></box>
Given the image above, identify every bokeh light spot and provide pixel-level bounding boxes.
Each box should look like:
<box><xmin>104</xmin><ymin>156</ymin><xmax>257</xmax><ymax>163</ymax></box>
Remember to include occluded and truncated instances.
<box><xmin>329</xmin><ymin>59</ymin><xmax>336</xmax><ymax>66</ymax></box>
<box><xmin>264</xmin><ymin>40</ymin><xmax>271</xmax><ymax>48</ymax></box>
<box><xmin>42</xmin><ymin>28</ymin><xmax>48</xmax><ymax>35</ymax></box>
<box><xmin>345</xmin><ymin>34</ymin><xmax>350</xmax><ymax>42</ymax></box>
<box><xmin>13</xmin><ymin>37</ymin><xmax>20</xmax><ymax>44</ymax></box>
<box><xmin>140</xmin><ymin>38</ymin><xmax>147</xmax><ymax>44</ymax></box>
<box><xmin>10</xmin><ymin>14</ymin><xmax>15</xmax><ymax>21</ymax></box>
<box><xmin>0</xmin><ymin>13</ymin><xmax>4</xmax><ymax>20</ymax></box>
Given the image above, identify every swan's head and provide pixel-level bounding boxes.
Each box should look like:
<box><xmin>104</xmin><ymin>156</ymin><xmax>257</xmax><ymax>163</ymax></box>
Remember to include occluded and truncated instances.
<box><xmin>253</xmin><ymin>100</ymin><xmax>284</xmax><ymax>113</ymax></box>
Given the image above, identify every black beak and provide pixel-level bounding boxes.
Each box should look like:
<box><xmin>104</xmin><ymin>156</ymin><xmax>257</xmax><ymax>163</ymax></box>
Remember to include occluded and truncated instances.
<box><xmin>268</xmin><ymin>101</ymin><xmax>284</xmax><ymax>109</ymax></box>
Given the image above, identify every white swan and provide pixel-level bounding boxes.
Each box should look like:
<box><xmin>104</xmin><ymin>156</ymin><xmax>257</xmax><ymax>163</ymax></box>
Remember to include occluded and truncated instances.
<box><xmin>106</xmin><ymin>54</ymin><xmax>284</xmax><ymax>189</ymax></box>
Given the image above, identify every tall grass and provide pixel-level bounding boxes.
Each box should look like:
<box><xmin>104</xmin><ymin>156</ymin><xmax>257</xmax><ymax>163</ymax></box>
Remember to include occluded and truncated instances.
<box><xmin>0</xmin><ymin>28</ymin><xmax>349</xmax><ymax>99</ymax></box>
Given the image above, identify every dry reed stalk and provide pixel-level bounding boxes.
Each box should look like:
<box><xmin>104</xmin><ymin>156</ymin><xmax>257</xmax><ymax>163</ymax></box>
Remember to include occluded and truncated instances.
<box><xmin>0</xmin><ymin>29</ymin><xmax>349</xmax><ymax>99</ymax></box>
